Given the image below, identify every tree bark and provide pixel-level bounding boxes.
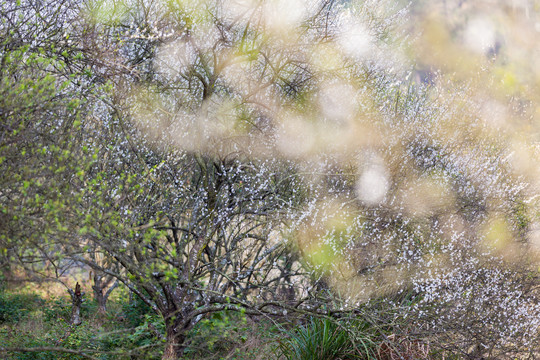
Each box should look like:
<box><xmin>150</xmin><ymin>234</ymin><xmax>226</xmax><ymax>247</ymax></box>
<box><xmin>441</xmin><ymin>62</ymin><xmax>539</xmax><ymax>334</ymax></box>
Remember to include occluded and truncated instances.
<box><xmin>68</xmin><ymin>282</ymin><xmax>84</xmax><ymax>326</ymax></box>
<box><xmin>161</xmin><ymin>321</ymin><xmax>186</xmax><ymax>360</ymax></box>
<box><xmin>91</xmin><ymin>273</ymin><xmax>118</xmax><ymax>314</ymax></box>
<box><xmin>94</xmin><ymin>289</ymin><xmax>106</xmax><ymax>315</ymax></box>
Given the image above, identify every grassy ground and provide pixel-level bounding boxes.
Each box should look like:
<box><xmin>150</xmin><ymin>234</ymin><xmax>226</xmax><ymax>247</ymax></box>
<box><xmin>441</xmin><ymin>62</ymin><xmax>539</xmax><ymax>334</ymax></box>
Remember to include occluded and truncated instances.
<box><xmin>0</xmin><ymin>282</ymin><xmax>280</xmax><ymax>360</ymax></box>
<box><xmin>0</xmin><ymin>280</ymin><xmax>458</xmax><ymax>360</ymax></box>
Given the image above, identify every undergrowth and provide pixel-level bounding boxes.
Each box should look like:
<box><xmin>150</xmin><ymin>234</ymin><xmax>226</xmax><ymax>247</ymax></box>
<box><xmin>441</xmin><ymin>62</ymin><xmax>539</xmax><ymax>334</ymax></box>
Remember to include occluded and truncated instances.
<box><xmin>0</xmin><ymin>285</ymin><xmax>438</xmax><ymax>359</ymax></box>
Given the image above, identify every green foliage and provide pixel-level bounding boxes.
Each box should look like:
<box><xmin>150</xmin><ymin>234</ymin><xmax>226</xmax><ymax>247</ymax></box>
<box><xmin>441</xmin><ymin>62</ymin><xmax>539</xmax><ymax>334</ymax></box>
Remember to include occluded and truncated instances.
<box><xmin>0</xmin><ymin>292</ymin><xmax>164</xmax><ymax>360</ymax></box>
<box><xmin>0</xmin><ymin>288</ymin><xmax>426</xmax><ymax>360</ymax></box>
<box><xmin>121</xmin><ymin>295</ymin><xmax>153</xmax><ymax>327</ymax></box>
<box><xmin>41</xmin><ymin>294</ymin><xmax>98</xmax><ymax>324</ymax></box>
<box><xmin>128</xmin><ymin>314</ymin><xmax>164</xmax><ymax>350</ymax></box>
<box><xmin>0</xmin><ymin>35</ymin><xmax>94</xmax><ymax>266</ymax></box>
<box><xmin>42</xmin><ymin>296</ymin><xmax>71</xmax><ymax>323</ymax></box>
<box><xmin>276</xmin><ymin>317</ymin><xmax>378</xmax><ymax>360</ymax></box>
<box><xmin>184</xmin><ymin>310</ymin><xmax>249</xmax><ymax>358</ymax></box>
<box><xmin>1</xmin><ymin>334</ymin><xmax>58</xmax><ymax>360</ymax></box>
<box><xmin>183</xmin><ymin>310</ymin><xmax>276</xmax><ymax>359</ymax></box>
<box><xmin>512</xmin><ymin>200</ymin><xmax>530</xmax><ymax>236</ymax></box>
<box><xmin>0</xmin><ymin>291</ymin><xmax>44</xmax><ymax>323</ymax></box>
<box><xmin>56</xmin><ymin>322</ymin><xmax>100</xmax><ymax>360</ymax></box>
<box><xmin>92</xmin><ymin>312</ymin><xmax>164</xmax><ymax>360</ymax></box>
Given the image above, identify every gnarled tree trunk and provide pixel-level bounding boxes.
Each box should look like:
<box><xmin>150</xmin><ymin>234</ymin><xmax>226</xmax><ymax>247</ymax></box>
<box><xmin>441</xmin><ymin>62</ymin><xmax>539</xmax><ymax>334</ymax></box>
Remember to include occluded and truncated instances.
<box><xmin>68</xmin><ymin>282</ymin><xmax>84</xmax><ymax>326</ymax></box>
<box><xmin>162</xmin><ymin>319</ymin><xmax>187</xmax><ymax>360</ymax></box>
<box><xmin>91</xmin><ymin>272</ymin><xmax>118</xmax><ymax>314</ymax></box>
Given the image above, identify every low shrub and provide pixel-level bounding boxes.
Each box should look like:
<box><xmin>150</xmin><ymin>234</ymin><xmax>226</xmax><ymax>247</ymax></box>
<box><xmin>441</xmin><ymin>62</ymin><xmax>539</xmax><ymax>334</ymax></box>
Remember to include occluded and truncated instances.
<box><xmin>184</xmin><ymin>310</ymin><xmax>277</xmax><ymax>359</ymax></box>
<box><xmin>276</xmin><ymin>317</ymin><xmax>378</xmax><ymax>360</ymax></box>
<box><xmin>121</xmin><ymin>295</ymin><xmax>153</xmax><ymax>328</ymax></box>
<box><xmin>0</xmin><ymin>291</ymin><xmax>44</xmax><ymax>323</ymax></box>
<box><xmin>42</xmin><ymin>296</ymin><xmax>71</xmax><ymax>323</ymax></box>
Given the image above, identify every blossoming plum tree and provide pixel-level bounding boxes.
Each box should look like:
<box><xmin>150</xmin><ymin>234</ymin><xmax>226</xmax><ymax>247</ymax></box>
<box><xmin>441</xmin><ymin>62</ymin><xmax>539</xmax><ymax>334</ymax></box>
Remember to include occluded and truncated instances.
<box><xmin>3</xmin><ymin>0</ymin><xmax>540</xmax><ymax>359</ymax></box>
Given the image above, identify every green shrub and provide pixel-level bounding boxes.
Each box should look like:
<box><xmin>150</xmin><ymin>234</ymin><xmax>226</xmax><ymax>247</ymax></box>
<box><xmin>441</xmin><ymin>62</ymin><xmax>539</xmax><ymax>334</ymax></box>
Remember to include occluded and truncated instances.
<box><xmin>0</xmin><ymin>291</ymin><xmax>44</xmax><ymax>323</ymax></box>
<box><xmin>56</xmin><ymin>323</ymin><xmax>101</xmax><ymax>360</ymax></box>
<box><xmin>42</xmin><ymin>296</ymin><xmax>71</xmax><ymax>323</ymax></box>
<box><xmin>276</xmin><ymin>317</ymin><xmax>378</xmax><ymax>360</ymax></box>
<box><xmin>41</xmin><ymin>293</ymin><xmax>101</xmax><ymax>325</ymax></box>
<box><xmin>121</xmin><ymin>295</ymin><xmax>153</xmax><ymax>327</ymax></box>
<box><xmin>90</xmin><ymin>312</ymin><xmax>164</xmax><ymax>360</ymax></box>
<box><xmin>183</xmin><ymin>310</ymin><xmax>278</xmax><ymax>359</ymax></box>
<box><xmin>3</xmin><ymin>337</ymin><xmax>58</xmax><ymax>360</ymax></box>
<box><xmin>184</xmin><ymin>310</ymin><xmax>249</xmax><ymax>358</ymax></box>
